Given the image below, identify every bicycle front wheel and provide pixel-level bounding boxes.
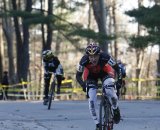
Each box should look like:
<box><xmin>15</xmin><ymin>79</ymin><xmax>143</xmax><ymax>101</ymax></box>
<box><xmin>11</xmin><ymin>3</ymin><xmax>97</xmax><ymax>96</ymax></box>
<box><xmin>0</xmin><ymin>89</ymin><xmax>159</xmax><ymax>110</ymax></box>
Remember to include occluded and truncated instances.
<box><xmin>99</xmin><ymin>100</ymin><xmax>107</xmax><ymax>130</ymax></box>
<box><xmin>48</xmin><ymin>81</ymin><xmax>55</xmax><ymax>110</ymax></box>
<box><xmin>106</xmin><ymin>105</ymin><xmax>114</xmax><ymax>130</ymax></box>
<box><xmin>99</xmin><ymin>100</ymin><xmax>113</xmax><ymax>130</ymax></box>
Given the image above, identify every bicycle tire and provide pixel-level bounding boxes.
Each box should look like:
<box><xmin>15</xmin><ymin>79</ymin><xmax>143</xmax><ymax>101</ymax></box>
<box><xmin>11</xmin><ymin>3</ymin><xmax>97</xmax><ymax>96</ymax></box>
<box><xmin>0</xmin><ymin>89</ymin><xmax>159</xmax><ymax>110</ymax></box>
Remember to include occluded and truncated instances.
<box><xmin>99</xmin><ymin>98</ymin><xmax>114</xmax><ymax>130</ymax></box>
<box><xmin>106</xmin><ymin>103</ymin><xmax>114</xmax><ymax>130</ymax></box>
<box><xmin>99</xmin><ymin>98</ymin><xmax>106</xmax><ymax>130</ymax></box>
<box><xmin>48</xmin><ymin>81</ymin><xmax>55</xmax><ymax>110</ymax></box>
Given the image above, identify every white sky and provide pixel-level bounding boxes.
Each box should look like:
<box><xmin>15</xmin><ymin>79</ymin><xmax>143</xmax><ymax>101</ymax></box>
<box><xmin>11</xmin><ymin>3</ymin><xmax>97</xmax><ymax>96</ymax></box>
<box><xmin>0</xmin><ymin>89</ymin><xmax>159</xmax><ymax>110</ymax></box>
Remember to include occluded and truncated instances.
<box><xmin>119</xmin><ymin>0</ymin><xmax>155</xmax><ymax>12</ymax></box>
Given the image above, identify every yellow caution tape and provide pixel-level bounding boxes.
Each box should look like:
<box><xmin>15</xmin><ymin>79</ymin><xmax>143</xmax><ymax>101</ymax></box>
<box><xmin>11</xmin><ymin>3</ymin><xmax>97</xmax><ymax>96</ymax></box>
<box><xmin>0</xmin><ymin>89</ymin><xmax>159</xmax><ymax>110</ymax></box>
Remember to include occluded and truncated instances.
<box><xmin>62</xmin><ymin>79</ymin><xmax>72</xmax><ymax>84</ymax></box>
<box><xmin>124</xmin><ymin>77</ymin><xmax>160</xmax><ymax>82</ymax></box>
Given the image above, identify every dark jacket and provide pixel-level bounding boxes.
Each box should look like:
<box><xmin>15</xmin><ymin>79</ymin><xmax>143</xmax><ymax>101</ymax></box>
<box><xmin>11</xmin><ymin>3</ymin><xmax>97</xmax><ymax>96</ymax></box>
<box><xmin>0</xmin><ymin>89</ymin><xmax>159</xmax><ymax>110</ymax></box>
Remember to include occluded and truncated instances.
<box><xmin>43</xmin><ymin>56</ymin><xmax>60</xmax><ymax>74</ymax></box>
<box><xmin>2</xmin><ymin>75</ymin><xmax>9</xmax><ymax>85</ymax></box>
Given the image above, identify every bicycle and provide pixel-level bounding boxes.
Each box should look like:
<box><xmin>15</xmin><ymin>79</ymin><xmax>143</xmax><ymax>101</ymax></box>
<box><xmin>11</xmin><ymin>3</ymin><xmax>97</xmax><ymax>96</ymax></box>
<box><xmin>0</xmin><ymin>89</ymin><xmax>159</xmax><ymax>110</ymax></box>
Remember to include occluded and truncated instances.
<box><xmin>99</xmin><ymin>87</ymin><xmax>114</xmax><ymax>130</ymax></box>
<box><xmin>48</xmin><ymin>74</ymin><xmax>57</xmax><ymax>110</ymax></box>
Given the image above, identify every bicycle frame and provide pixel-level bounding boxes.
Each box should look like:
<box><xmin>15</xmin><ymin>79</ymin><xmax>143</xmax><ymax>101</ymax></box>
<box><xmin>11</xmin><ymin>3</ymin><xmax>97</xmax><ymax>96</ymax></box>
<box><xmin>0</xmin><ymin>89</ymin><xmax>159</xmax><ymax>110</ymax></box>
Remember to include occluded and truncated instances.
<box><xmin>99</xmin><ymin>88</ymin><xmax>114</xmax><ymax>130</ymax></box>
<box><xmin>48</xmin><ymin>74</ymin><xmax>57</xmax><ymax>110</ymax></box>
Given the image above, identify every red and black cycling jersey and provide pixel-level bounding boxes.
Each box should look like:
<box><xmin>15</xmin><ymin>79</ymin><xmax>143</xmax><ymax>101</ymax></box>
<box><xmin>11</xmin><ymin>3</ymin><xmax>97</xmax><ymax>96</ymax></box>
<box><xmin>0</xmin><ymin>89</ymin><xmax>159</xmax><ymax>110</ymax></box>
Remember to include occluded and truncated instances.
<box><xmin>83</xmin><ymin>64</ymin><xmax>115</xmax><ymax>81</ymax></box>
<box><xmin>76</xmin><ymin>52</ymin><xmax>122</xmax><ymax>88</ymax></box>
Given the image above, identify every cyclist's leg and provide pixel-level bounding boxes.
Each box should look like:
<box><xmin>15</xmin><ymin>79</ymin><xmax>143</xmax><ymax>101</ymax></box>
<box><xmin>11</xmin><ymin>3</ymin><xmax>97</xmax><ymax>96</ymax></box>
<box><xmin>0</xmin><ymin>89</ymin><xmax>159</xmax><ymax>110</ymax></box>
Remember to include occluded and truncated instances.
<box><xmin>120</xmin><ymin>80</ymin><xmax>126</xmax><ymax>99</ymax></box>
<box><xmin>116</xmin><ymin>87</ymin><xmax>120</xmax><ymax>99</ymax></box>
<box><xmin>88</xmin><ymin>87</ymin><xmax>99</xmax><ymax>125</ymax></box>
<box><xmin>103</xmin><ymin>78</ymin><xmax>120</xmax><ymax>124</ymax></box>
<box><xmin>103</xmin><ymin>78</ymin><xmax>118</xmax><ymax>108</ymax></box>
<box><xmin>56</xmin><ymin>75</ymin><xmax>62</xmax><ymax>94</ymax></box>
<box><xmin>5</xmin><ymin>87</ymin><xmax>8</xmax><ymax>100</ymax></box>
<box><xmin>44</xmin><ymin>73</ymin><xmax>52</xmax><ymax>102</ymax></box>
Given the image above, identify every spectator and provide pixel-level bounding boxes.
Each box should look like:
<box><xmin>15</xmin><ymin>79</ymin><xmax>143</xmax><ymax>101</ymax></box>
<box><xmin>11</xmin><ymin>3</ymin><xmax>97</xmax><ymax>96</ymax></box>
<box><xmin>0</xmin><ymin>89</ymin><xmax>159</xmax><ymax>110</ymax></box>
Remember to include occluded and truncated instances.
<box><xmin>1</xmin><ymin>71</ymin><xmax>9</xmax><ymax>100</ymax></box>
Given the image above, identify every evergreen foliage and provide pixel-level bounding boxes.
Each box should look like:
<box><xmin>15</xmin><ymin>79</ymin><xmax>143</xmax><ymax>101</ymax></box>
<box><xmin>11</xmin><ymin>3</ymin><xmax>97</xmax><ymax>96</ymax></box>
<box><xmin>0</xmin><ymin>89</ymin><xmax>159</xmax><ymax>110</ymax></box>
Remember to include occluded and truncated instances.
<box><xmin>129</xmin><ymin>35</ymin><xmax>150</xmax><ymax>50</ymax></box>
<box><xmin>0</xmin><ymin>1</ymin><xmax>100</xmax><ymax>43</ymax></box>
<box><xmin>126</xmin><ymin>5</ymin><xmax>160</xmax><ymax>46</ymax></box>
<box><xmin>67</xmin><ymin>28</ymin><xmax>114</xmax><ymax>41</ymax></box>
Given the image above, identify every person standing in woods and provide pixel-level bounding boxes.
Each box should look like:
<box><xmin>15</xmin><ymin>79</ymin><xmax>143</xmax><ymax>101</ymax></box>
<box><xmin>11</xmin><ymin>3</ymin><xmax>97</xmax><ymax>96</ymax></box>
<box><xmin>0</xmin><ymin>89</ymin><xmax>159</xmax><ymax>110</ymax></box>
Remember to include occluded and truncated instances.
<box><xmin>1</xmin><ymin>71</ymin><xmax>9</xmax><ymax>100</ymax></box>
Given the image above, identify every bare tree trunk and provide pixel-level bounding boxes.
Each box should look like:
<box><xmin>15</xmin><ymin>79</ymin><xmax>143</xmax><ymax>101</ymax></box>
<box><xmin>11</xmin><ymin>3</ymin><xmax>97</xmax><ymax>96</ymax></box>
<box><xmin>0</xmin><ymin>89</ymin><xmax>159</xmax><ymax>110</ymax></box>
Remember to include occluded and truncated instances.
<box><xmin>107</xmin><ymin>1</ymin><xmax>113</xmax><ymax>56</ymax></box>
<box><xmin>87</xmin><ymin>0</ymin><xmax>92</xmax><ymax>45</ymax></box>
<box><xmin>12</xmin><ymin>0</ymin><xmax>23</xmax><ymax>82</ymax></box>
<box><xmin>146</xmin><ymin>46</ymin><xmax>152</xmax><ymax>78</ymax></box>
<box><xmin>157</xmin><ymin>45</ymin><xmax>160</xmax><ymax>86</ymax></box>
<box><xmin>21</xmin><ymin>0</ymin><xmax>32</xmax><ymax>81</ymax></box>
<box><xmin>91</xmin><ymin>0</ymin><xmax>108</xmax><ymax>52</ymax></box>
<box><xmin>135</xmin><ymin>49</ymin><xmax>143</xmax><ymax>98</ymax></box>
<box><xmin>136</xmin><ymin>0</ymin><xmax>144</xmax><ymax>99</ymax></box>
<box><xmin>2</xmin><ymin>20</ymin><xmax>16</xmax><ymax>83</ymax></box>
<box><xmin>44</xmin><ymin>0</ymin><xmax>53</xmax><ymax>50</ymax></box>
<box><xmin>12</xmin><ymin>0</ymin><xmax>32</xmax><ymax>82</ymax></box>
<box><xmin>40</xmin><ymin>0</ymin><xmax>46</xmax><ymax>51</ymax></box>
<box><xmin>2</xmin><ymin>0</ymin><xmax>16</xmax><ymax>84</ymax></box>
<box><xmin>0</xmin><ymin>19</ymin><xmax>4</xmax><ymax>80</ymax></box>
<box><xmin>112</xmin><ymin>0</ymin><xmax>118</xmax><ymax>59</ymax></box>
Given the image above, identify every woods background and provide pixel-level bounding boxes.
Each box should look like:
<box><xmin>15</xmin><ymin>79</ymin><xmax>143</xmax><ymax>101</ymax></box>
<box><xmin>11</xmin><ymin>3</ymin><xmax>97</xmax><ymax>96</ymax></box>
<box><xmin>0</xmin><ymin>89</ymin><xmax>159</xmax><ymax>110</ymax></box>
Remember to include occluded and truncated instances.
<box><xmin>0</xmin><ymin>0</ymin><xmax>160</xmax><ymax>100</ymax></box>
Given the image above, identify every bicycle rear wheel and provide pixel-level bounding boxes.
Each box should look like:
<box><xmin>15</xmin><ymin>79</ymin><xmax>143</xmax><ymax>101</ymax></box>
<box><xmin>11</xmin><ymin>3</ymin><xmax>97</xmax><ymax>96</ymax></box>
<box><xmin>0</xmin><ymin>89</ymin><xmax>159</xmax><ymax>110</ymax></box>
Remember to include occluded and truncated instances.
<box><xmin>48</xmin><ymin>81</ymin><xmax>55</xmax><ymax>110</ymax></box>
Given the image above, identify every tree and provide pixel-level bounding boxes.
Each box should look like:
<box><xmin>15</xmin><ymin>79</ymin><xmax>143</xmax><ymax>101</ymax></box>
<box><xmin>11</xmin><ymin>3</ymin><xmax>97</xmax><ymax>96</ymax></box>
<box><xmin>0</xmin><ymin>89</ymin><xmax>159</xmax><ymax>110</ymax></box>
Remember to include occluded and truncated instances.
<box><xmin>0</xmin><ymin>21</ymin><xmax>4</xmax><ymax>81</ymax></box>
<box><xmin>43</xmin><ymin>0</ymin><xmax>53</xmax><ymax>50</ymax></box>
<box><xmin>126</xmin><ymin>3</ymin><xmax>160</xmax><ymax>94</ymax></box>
<box><xmin>91</xmin><ymin>0</ymin><xmax>108</xmax><ymax>52</ymax></box>
<box><xmin>0</xmin><ymin>0</ymin><xmax>112</xmax><ymax>83</ymax></box>
<box><xmin>2</xmin><ymin>0</ymin><xmax>16</xmax><ymax>84</ymax></box>
<box><xmin>11</xmin><ymin>0</ymin><xmax>32</xmax><ymax>82</ymax></box>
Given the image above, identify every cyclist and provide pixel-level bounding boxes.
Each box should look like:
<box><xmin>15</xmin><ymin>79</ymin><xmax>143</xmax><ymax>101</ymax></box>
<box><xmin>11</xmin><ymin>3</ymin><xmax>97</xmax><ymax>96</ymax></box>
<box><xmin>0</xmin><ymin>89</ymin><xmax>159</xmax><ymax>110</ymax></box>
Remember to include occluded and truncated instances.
<box><xmin>42</xmin><ymin>50</ymin><xmax>64</xmax><ymax>105</ymax></box>
<box><xmin>84</xmin><ymin>62</ymin><xmax>126</xmax><ymax>99</ymax></box>
<box><xmin>116</xmin><ymin>60</ymin><xmax>126</xmax><ymax>99</ymax></box>
<box><xmin>76</xmin><ymin>42</ymin><xmax>122</xmax><ymax>130</ymax></box>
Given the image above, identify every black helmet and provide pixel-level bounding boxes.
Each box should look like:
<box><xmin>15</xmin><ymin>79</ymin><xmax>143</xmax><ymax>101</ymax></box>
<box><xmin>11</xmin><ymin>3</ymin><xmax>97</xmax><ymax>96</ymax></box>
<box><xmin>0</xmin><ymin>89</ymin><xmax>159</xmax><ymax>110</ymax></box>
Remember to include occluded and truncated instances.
<box><xmin>42</xmin><ymin>50</ymin><xmax>54</xmax><ymax>61</ymax></box>
<box><xmin>85</xmin><ymin>43</ymin><xmax>100</xmax><ymax>55</ymax></box>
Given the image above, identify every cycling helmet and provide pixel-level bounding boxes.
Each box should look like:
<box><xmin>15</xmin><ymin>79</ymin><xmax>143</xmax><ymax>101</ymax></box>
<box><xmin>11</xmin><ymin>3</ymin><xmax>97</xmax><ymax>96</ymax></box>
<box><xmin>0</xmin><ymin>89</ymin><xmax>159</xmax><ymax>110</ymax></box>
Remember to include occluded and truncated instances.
<box><xmin>85</xmin><ymin>42</ymin><xmax>100</xmax><ymax>55</ymax></box>
<box><xmin>42</xmin><ymin>50</ymin><xmax>54</xmax><ymax>61</ymax></box>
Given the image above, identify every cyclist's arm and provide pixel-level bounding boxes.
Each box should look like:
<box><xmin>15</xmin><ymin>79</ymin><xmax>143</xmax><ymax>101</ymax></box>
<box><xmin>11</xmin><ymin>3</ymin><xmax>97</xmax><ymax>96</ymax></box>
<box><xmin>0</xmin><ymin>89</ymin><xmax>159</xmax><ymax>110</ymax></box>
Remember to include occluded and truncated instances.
<box><xmin>76</xmin><ymin>63</ymin><xmax>85</xmax><ymax>88</ymax></box>
<box><xmin>54</xmin><ymin>56</ymin><xmax>60</xmax><ymax>70</ymax></box>
<box><xmin>76</xmin><ymin>55</ymin><xmax>89</xmax><ymax>88</ymax></box>
<box><xmin>55</xmin><ymin>64</ymin><xmax>64</xmax><ymax>75</ymax></box>
<box><xmin>112</xmin><ymin>63</ymin><xmax>122</xmax><ymax>80</ymax></box>
<box><xmin>106</xmin><ymin>56</ymin><xmax>122</xmax><ymax>80</ymax></box>
<box><xmin>42</xmin><ymin>61</ymin><xmax>50</xmax><ymax>78</ymax></box>
<box><xmin>100</xmin><ymin>52</ymin><xmax>122</xmax><ymax>80</ymax></box>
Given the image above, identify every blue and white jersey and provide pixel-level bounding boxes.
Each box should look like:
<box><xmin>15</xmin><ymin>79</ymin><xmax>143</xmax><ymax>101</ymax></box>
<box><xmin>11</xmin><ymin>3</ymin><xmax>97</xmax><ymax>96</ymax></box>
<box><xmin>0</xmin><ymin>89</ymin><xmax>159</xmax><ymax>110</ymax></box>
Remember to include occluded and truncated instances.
<box><xmin>55</xmin><ymin>64</ymin><xmax>64</xmax><ymax>75</ymax></box>
<box><xmin>118</xmin><ymin>63</ymin><xmax>126</xmax><ymax>78</ymax></box>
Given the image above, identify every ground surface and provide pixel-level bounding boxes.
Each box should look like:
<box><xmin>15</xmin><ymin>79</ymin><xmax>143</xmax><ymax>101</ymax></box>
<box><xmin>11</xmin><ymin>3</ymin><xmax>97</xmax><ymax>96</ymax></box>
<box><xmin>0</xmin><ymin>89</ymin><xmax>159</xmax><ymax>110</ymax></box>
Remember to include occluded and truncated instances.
<box><xmin>0</xmin><ymin>99</ymin><xmax>159</xmax><ymax>130</ymax></box>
